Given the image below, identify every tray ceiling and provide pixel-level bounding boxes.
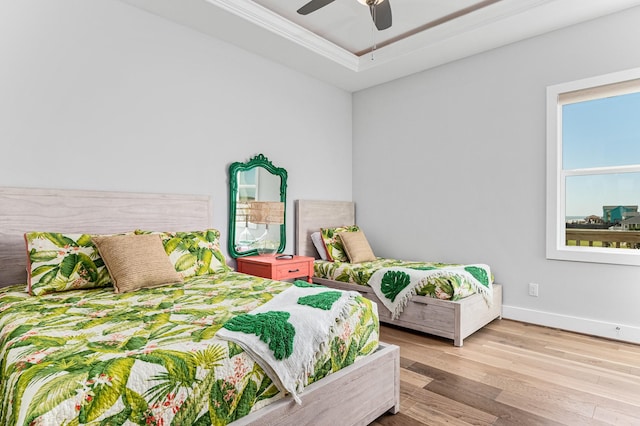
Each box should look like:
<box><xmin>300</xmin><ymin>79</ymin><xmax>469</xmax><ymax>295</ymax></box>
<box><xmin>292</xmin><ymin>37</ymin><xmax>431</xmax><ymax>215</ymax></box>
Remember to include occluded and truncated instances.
<box><xmin>118</xmin><ymin>0</ymin><xmax>640</xmax><ymax>91</ymax></box>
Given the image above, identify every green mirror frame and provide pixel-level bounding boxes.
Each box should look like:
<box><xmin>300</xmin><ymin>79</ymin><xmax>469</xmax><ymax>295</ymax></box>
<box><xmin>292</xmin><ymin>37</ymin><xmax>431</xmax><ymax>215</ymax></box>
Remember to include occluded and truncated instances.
<box><xmin>228</xmin><ymin>154</ymin><xmax>288</xmax><ymax>258</ymax></box>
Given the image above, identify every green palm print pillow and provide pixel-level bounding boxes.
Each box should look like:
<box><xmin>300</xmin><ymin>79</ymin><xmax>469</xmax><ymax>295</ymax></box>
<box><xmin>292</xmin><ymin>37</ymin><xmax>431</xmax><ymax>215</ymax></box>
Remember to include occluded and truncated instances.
<box><xmin>25</xmin><ymin>232</ymin><xmax>113</xmax><ymax>296</ymax></box>
<box><xmin>320</xmin><ymin>225</ymin><xmax>360</xmax><ymax>262</ymax></box>
<box><xmin>135</xmin><ymin>229</ymin><xmax>230</xmax><ymax>278</ymax></box>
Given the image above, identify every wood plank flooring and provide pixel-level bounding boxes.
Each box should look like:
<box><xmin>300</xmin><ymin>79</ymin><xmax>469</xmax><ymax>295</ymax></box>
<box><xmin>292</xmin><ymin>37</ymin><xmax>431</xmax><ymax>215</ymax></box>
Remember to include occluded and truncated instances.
<box><xmin>371</xmin><ymin>319</ymin><xmax>640</xmax><ymax>425</ymax></box>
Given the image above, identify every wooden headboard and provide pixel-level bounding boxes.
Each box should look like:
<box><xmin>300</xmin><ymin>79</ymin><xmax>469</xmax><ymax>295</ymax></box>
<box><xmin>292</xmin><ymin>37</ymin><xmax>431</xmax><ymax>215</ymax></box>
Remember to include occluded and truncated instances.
<box><xmin>0</xmin><ymin>187</ymin><xmax>212</xmax><ymax>287</ymax></box>
<box><xmin>295</xmin><ymin>200</ymin><xmax>355</xmax><ymax>258</ymax></box>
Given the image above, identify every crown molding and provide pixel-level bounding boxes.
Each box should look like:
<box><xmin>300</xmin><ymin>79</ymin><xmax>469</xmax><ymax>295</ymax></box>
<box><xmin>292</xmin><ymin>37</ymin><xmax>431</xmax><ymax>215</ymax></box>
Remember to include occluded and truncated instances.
<box><xmin>208</xmin><ymin>0</ymin><xmax>359</xmax><ymax>70</ymax></box>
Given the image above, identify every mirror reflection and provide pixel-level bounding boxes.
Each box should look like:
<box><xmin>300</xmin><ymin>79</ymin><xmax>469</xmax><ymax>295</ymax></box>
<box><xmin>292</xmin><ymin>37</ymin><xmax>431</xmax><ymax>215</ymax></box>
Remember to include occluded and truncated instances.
<box><xmin>228</xmin><ymin>154</ymin><xmax>287</xmax><ymax>258</ymax></box>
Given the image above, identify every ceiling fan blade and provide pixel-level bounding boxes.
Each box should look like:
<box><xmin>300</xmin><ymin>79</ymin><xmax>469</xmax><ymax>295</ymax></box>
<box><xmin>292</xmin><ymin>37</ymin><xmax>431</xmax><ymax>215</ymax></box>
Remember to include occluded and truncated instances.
<box><xmin>371</xmin><ymin>0</ymin><xmax>392</xmax><ymax>30</ymax></box>
<box><xmin>297</xmin><ymin>0</ymin><xmax>336</xmax><ymax>15</ymax></box>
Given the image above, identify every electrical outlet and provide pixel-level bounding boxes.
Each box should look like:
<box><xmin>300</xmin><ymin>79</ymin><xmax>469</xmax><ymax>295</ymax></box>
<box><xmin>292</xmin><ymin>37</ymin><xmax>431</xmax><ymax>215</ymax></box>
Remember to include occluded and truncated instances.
<box><xmin>528</xmin><ymin>283</ymin><xmax>539</xmax><ymax>297</ymax></box>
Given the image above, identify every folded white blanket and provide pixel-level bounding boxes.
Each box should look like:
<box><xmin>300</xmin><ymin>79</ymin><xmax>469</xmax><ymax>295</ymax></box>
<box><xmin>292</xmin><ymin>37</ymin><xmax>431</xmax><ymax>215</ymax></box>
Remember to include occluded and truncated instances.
<box><xmin>216</xmin><ymin>282</ymin><xmax>361</xmax><ymax>404</ymax></box>
<box><xmin>368</xmin><ymin>264</ymin><xmax>493</xmax><ymax>319</ymax></box>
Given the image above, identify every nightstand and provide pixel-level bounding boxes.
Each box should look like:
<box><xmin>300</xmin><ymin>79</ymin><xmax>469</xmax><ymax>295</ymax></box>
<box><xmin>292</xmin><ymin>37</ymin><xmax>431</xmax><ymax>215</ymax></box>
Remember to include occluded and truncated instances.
<box><xmin>236</xmin><ymin>255</ymin><xmax>315</xmax><ymax>283</ymax></box>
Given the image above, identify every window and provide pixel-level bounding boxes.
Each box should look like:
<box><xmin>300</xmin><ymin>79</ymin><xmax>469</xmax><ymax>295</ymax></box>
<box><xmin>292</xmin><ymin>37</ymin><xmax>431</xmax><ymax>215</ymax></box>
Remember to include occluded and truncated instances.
<box><xmin>237</xmin><ymin>168</ymin><xmax>258</xmax><ymax>202</ymax></box>
<box><xmin>547</xmin><ymin>68</ymin><xmax>640</xmax><ymax>265</ymax></box>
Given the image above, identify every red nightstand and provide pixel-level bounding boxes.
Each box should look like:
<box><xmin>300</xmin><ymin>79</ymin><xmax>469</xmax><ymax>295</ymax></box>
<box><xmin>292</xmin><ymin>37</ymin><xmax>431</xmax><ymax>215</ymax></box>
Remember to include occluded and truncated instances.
<box><xmin>236</xmin><ymin>255</ymin><xmax>314</xmax><ymax>283</ymax></box>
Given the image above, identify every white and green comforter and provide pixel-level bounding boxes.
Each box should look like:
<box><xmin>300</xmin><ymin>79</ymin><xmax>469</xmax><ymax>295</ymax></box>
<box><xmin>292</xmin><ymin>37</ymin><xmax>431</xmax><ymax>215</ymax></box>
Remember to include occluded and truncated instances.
<box><xmin>217</xmin><ymin>282</ymin><xmax>363</xmax><ymax>404</ymax></box>
<box><xmin>367</xmin><ymin>264</ymin><xmax>493</xmax><ymax>319</ymax></box>
<box><xmin>0</xmin><ymin>272</ymin><xmax>379</xmax><ymax>426</ymax></box>
<box><xmin>315</xmin><ymin>258</ymin><xmax>488</xmax><ymax>300</ymax></box>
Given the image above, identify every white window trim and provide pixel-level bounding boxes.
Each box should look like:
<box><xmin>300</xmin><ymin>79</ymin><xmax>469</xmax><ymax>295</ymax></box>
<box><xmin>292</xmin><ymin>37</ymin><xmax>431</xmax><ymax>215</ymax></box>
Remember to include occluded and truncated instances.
<box><xmin>546</xmin><ymin>67</ymin><xmax>640</xmax><ymax>266</ymax></box>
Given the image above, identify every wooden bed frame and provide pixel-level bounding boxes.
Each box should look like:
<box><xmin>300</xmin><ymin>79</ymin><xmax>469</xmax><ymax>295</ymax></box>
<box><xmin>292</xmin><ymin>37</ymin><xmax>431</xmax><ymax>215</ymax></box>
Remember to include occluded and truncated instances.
<box><xmin>295</xmin><ymin>199</ymin><xmax>502</xmax><ymax>347</ymax></box>
<box><xmin>0</xmin><ymin>187</ymin><xmax>399</xmax><ymax>425</ymax></box>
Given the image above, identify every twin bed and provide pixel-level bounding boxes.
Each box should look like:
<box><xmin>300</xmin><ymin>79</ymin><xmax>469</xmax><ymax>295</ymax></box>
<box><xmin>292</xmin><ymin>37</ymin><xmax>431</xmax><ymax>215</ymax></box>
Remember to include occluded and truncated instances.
<box><xmin>0</xmin><ymin>188</ymin><xmax>399</xmax><ymax>426</ymax></box>
<box><xmin>295</xmin><ymin>200</ymin><xmax>503</xmax><ymax>347</ymax></box>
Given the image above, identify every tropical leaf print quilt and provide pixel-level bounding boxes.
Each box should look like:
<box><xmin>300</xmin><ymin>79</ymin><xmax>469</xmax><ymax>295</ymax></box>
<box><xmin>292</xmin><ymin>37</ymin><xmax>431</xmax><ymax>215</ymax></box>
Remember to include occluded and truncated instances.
<box><xmin>314</xmin><ymin>258</ymin><xmax>481</xmax><ymax>301</ymax></box>
<box><xmin>0</xmin><ymin>272</ymin><xmax>379</xmax><ymax>426</ymax></box>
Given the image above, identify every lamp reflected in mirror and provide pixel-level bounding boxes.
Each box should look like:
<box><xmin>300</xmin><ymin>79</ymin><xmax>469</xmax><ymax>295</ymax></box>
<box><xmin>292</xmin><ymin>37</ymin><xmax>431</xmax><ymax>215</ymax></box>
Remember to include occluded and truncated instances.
<box><xmin>236</xmin><ymin>201</ymin><xmax>285</xmax><ymax>256</ymax></box>
<box><xmin>236</xmin><ymin>202</ymin><xmax>254</xmax><ymax>248</ymax></box>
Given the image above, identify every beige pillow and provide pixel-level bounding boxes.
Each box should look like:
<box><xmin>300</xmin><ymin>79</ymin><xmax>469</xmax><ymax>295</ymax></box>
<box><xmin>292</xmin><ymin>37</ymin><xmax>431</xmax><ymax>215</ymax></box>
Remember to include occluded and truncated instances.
<box><xmin>92</xmin><ymin>234</ymin><xmax>183</xmax><ymax>293</ymax></box>
<box><xmin>338</xmin><ymin>231</ymin><xmax>376</xmax><ymax>263</ymax></box>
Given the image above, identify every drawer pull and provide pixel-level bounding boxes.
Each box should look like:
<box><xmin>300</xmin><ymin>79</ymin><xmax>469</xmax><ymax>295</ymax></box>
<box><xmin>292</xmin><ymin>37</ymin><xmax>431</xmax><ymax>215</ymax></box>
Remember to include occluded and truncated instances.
<box><xmin>288</xmin><ymin>269</ymin><xmax>300</xmax><ymax>273</ymax></box>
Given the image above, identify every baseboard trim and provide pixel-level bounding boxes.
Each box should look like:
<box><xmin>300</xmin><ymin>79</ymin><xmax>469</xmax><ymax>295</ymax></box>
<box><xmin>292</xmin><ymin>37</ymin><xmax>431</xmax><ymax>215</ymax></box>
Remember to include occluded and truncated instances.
<box><xmin>502</xmin><ymin>305</ymin><xmax>640</xmax><ymax>344</ymax></box>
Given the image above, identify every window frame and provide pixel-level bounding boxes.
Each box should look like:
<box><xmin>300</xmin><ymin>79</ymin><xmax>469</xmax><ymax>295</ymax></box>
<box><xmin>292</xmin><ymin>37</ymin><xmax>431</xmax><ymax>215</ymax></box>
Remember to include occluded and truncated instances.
<box><xmin>546</xmin><ymin>67</ymin><xmax>640</xmax><ymax>266</ymax></box>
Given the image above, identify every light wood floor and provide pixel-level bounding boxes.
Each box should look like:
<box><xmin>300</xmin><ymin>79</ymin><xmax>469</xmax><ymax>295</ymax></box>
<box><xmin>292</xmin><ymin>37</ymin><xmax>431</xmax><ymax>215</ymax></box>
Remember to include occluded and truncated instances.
<box><xmin>371</xmin><ymin>319</ymin><xmax>640</xmax><ymax>426</ymax></box>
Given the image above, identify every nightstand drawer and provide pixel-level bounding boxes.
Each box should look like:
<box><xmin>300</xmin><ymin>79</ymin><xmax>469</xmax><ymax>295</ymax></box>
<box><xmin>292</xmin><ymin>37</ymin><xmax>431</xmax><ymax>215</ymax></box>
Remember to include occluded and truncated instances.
<box><xmin>238</xmin><ymin>262</ymin><xmax>272</xmax><ymax>278</ymax></box>
<box><xmin>236</xmin><ymin>255</ymin><xmax>314</xmax><ymax>283</ymax></box>
<box><xmin>275</xmin><ymin>261</ymin><xmax>311</xmax><ymax>280</ymax></box>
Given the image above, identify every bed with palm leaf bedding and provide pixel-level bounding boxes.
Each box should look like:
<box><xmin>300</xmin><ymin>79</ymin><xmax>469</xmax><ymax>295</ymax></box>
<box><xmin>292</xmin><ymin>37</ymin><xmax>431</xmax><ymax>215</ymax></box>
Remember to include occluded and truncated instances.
<box><xmin>295</xmin><ymin>200</ymin><xmax>503</xmax><ymax>347</ymax></box>
<box><xmin>0</xmin><ymin>187</ymin><xmax>399</xmax><ymax>426</ymax></box>
<box><xmin>0</xmin><ymin>273</ymin><xmax>379</xmax><ymax>425</ymax></box>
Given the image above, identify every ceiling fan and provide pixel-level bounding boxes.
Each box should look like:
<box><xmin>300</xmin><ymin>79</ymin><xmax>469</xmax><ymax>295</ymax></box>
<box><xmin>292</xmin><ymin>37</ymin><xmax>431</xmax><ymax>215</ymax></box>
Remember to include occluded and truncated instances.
<box><xmin>297</xmin><ymin>0</ymin><xmax>392</xmax><ymax>31</ymax></box>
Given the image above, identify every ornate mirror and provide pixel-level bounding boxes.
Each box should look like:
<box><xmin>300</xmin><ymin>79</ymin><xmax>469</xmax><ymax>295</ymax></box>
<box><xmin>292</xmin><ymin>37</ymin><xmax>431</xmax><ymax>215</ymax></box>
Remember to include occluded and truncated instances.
<box><xmin>228</xmin><ymin>154</ymin><xmax>287</xmax><ymax>258</ymax></box>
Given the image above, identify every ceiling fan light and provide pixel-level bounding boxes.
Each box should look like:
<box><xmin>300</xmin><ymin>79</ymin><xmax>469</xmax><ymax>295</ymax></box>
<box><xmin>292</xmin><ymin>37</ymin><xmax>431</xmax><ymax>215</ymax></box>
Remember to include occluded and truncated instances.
<box><xmin>356</xmin><ymin>0</ymin><xmax>385</xmax><ymax>6</ymax></box>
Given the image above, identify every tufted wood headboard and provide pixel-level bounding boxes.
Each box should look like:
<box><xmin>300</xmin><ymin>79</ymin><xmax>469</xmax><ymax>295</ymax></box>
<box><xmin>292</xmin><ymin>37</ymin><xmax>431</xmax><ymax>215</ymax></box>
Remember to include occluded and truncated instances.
<box><xmin>0</xmin><ymin>187</ymin><xmax>212</xmax><ymax>287</ymax></box>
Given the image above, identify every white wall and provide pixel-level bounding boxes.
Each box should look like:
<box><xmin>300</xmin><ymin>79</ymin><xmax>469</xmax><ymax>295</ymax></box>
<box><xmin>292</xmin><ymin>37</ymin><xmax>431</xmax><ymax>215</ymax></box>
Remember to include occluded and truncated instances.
<box><xmin>0</xmin><ymin>0</ymin><xmax>352</xmax><ymax>261</ymax></box>
<box><xmin>353</xmin><ymin>7</ymin><xmax>640</xmax><ymax>343</ymax></box>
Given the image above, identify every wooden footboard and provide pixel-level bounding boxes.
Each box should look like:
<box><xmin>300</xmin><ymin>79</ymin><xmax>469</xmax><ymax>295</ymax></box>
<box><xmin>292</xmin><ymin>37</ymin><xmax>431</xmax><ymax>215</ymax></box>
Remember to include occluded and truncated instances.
<box><xmin>315</xmin><ymin>278</ymin><xmax>502</xmax><ymax>347</ymax></box>
<box><xmin>233</xmin><ymin>342</ymin><xmax>400</xmax><ymax>425</ymax></box>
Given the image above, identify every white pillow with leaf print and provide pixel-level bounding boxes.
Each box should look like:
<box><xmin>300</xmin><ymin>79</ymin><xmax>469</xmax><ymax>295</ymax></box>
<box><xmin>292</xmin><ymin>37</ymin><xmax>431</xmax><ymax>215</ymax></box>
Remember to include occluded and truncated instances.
<box><xmin>320</xmin><ymin>225</ymin><xmax>360</xmax><ymax>262</ymax></box>
<box><xmin>135</xmin><ymin>229</ymin><xmax>231</xmax><ymax>278</ymax></box>
<box><xmin>24</xmin><ymin>232</ymin><xmax>114</xmax><ymax>296</ymax></box>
